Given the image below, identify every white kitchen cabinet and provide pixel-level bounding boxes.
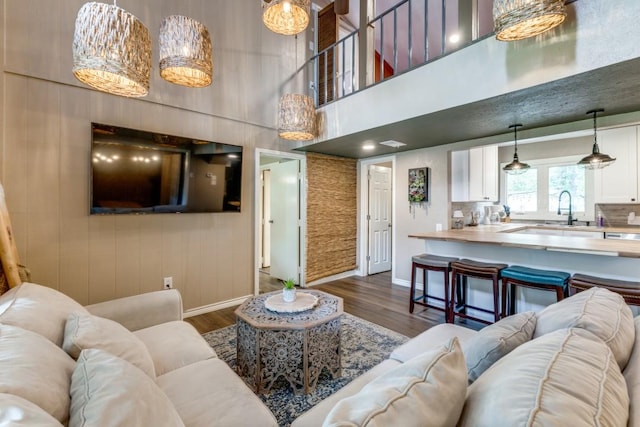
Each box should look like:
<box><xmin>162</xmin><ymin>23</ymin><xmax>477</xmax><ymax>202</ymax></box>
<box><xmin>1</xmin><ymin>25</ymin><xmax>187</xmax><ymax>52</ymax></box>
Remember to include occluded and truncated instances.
<box><xmin>593</xmin><ymin>126</ymin><xmax>639</xmax><ymax>203</ymax></box>
<box><xmin>468</xmin><ymin>145</ymin><xmax>498</xmax><ymax>201</ymax></box>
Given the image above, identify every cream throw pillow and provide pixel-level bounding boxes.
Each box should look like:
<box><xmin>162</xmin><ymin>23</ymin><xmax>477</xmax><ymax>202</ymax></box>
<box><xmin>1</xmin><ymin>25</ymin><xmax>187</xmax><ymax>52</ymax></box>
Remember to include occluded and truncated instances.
<box><xmin>69</xmin><ymin>349</ymin><xmax>185</xmax><ymax>427</ymax></box>
<box><xmin>459</xmin><ymin>328</ymin><xmax>629</xmax><ymax>427</ymax></box>
<box><xmin>0</xmin><ymin>282</ymin><xmax>88</xmax><ymax>346</ymax></box>
<box><xmin>323</xmin><ymin>337</ymin><xmax>467</xmax><ymax>427</ymax></box>
<box><xmin>63</xmin><ymin>312</ymin><xmax>156</xmax><ymax>378</ymax></box>
<box><xmin>534</xmin><ymin>286</ymin><xmax>635</xmax><ymax>369</ymax></box>
<box><xmin>0</xmin><ymin>324</ymin><xmax>75</xmax><ymax>424</ymax></box>
<box><xmin>0</xmin><ymin>393</ymin><xmax>63</xmax><ymax>426</ymax></box>
<box><xmin>462</xmin><ymin>311</ymin><xmax>536</xmax><ymax>383</ymax></box>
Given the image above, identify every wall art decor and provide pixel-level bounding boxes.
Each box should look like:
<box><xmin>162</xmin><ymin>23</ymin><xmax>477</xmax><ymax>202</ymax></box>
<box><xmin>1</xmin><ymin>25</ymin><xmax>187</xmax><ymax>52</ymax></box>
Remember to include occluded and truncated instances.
<box><xmin>408</xmin><ymin>167</ymin><xmax>428</xmax><ymax>213</ymax></box>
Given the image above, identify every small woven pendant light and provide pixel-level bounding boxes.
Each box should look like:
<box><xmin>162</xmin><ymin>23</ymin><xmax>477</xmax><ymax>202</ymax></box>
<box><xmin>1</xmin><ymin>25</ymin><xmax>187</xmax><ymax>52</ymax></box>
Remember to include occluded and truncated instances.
<box><xmin>159</xmin><ymin>15</ymin><xmax>213</xmax><ymax>88</ymax></box>
<box><xmin>493</xmin><ymin>0</ymin><xmax>566</xmax><ymax>42</ymax></box>
<box><xmin>262</xmin><ymin>0</ymin><xmax>311</xmax><ymax>36</ymax></box>
<box><xmin>72</xmin><ymin>2</ymin><xmax>151</xmax><ymax>97</ymax></box>
<box><xmin>278</xmin><ymin>94</ymin><xmax>316</xmax><ymax>141</ymax></box>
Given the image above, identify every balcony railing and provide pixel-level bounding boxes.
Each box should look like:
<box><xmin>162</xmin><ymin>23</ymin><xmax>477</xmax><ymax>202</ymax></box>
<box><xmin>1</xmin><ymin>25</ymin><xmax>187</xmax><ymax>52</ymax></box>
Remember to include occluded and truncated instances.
<box><xmin>307</xmin><ymin>0</ymin><xmax>495</xmax><ymax>107</ymax></box>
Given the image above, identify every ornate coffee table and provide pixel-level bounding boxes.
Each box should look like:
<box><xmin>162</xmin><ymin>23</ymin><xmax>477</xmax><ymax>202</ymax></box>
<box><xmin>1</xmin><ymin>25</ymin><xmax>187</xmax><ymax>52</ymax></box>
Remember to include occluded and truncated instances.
<box><xmin>235</xmin><ymin>290</ymin><xmax>343</xmax><ymax>395</ymax></box>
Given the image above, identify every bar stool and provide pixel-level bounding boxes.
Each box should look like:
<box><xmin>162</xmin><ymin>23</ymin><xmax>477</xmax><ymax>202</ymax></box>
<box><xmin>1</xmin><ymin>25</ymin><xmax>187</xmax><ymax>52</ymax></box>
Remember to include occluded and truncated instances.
<box><xmin>410</xmin><ymin>254</ymin><xmax>459</xmax><ymax>322</ymax></box>
<box><xmin>450</xmin><ymin>259</ymin><xmax>507</xmax><ymax>325</ymax></box>
<box><xmin>570</xmin><ymin>274</ymin><xmax>640</xmax><ymax>306</ymax></box>
<box><xmin>501</xmin><ymin>265</ymin><xmax>570</xmax><ymax>317</ymax></box>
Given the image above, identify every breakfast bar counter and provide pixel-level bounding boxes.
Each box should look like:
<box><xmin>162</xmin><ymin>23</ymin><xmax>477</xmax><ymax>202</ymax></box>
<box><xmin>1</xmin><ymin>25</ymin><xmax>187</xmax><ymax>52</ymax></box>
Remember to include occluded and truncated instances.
<box><xmin>409</xmin><ymin>224</ymin><xmax>640</xmax><ymax>319</ymax></box>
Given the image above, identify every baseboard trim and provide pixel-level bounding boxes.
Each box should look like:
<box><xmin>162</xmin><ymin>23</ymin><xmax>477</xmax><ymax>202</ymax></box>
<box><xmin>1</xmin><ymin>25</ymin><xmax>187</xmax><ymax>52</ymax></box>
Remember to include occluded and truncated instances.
<box><xmin>393</xmin><ymin>278</ymin><xmax>411</xmax><ymax>288</ymax></box>
<box><xmin>306</xmin><ymin>270</ymin><xmax>358</xmax><ymax>287</ymax></box>
<box><xmin>183</xmin><ymin>295</ymin><xmax>251</xmax><ymax>318</ymax></box>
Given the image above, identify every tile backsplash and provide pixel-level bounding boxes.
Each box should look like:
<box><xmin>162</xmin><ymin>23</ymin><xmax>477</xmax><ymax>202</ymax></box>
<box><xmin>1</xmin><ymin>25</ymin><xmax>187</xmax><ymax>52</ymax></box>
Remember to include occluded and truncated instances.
<box><xmin>595</xmin><ymin>204</ymin><xmax>640</xmax><ymax>227</ymax></box>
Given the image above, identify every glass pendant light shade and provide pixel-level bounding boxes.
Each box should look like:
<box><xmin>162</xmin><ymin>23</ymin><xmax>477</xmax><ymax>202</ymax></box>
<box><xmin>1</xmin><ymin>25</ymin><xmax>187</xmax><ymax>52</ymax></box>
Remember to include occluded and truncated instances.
<box><xmin>503</xmin><ymin>124</ymin><xmax>530</xmax><ymax>175</ymax></box>
<box><xmin>159</xmin><ymin>16</ymin><xmax>213</xmax><ymax>88</ymax></box>
<box><xmin>278</xmin><ymin>94</ymin><xmax>316</xmax><ymax>141</ymax></box>
<box><xmin>262</xmin><ymin>0</ymin><xmax>311</xmax><ymax>36</ymax></box>
<box><xmin>578</xmin><ymin>109</ymin><xmax>616</xmax><ymax>169</ymax></box>
<box><xmin>72</xmin><ymin>2</ymin><xmax>151</xmax><ymax>97</ymax></box>
<box><xmin>493</xmin><ymin>0</ymin><xmax>566</xmax><ymax>42</ymax></box>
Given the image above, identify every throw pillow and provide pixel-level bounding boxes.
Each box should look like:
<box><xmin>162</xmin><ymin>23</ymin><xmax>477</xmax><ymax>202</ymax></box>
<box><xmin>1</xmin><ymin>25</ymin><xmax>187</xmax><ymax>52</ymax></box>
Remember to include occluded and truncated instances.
<box><xmin>323</xmin><ymin>337</ymin><xmax>467</xmax><ymax>427</ymax></box>
<box><xmin>0</xmin><ymin>282</ymin><xmax>88</xmax><ymax>346</ymax></box>
<box><xmin>623</xmin><ymin>316</ymin><xmax>640</xmax><ymax>427</ymax></box>
<box><xmin>0</xmin><ymin>393</ymin><xmax>63</xmax><ymax>426</ymax></box>
<box><xmin>63</xmin><ymin>312</ymin><xmax>156</xmax><ymax>378</ymax></box>
<box><xmin>462</xmin><ymin>311</ymin><xmax>536</xmax><ymax>383</ymax></box>
<box><xmin>458</xmin><ymin>328</ymin><xmax>629</xmax><ymax>427</ymax></box>
<box><xmin>0</xmin><ymin>324</ymin><xmax>75</xmax><ymax>424</ymax></box>
<box><xmin>534</xmin><ymin>287</ymin><xmax>635</xmax><ymax>369</ymax></box>
<box><xmin>69</xmin><ymin>349</ymin><xmax>185</xmax><ymax>427</ymax></box>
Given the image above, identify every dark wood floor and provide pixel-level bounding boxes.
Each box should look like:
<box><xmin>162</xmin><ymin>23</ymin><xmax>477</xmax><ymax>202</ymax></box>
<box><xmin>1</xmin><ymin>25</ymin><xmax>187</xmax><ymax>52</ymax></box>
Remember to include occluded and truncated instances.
<box><xmin>185</xmin><ymin>271</ymin><xmax>483</xmax><ymax>338</ymax></box>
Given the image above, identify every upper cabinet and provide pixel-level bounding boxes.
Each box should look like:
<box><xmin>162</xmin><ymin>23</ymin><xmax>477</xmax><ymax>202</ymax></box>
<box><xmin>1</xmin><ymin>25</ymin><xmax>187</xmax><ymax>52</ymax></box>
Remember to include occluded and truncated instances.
<box><xmin>451</xmin><ymin>145</ymin><xmax>499</xmax><ymax>202</ymax></box>
<box><xmin>594</xmin><ymin>126</ymin><xmax>639</xmax><ymax>203</ymax></box>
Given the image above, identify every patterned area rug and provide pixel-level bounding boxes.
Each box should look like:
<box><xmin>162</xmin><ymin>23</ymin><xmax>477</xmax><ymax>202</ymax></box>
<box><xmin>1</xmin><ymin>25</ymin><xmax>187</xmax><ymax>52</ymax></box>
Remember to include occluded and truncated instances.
<box><xmin>202</xmin><ymin>313</ymin><xmax>409</xmax><ymax>426</ymax></box>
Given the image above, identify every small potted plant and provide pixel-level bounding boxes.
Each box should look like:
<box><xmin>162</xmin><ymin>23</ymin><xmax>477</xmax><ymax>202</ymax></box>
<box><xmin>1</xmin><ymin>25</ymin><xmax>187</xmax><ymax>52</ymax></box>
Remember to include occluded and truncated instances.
<box><xmin>282</xmin><ymin>278</ymin><xmax>297</xmax><ymax>302</ymax></box>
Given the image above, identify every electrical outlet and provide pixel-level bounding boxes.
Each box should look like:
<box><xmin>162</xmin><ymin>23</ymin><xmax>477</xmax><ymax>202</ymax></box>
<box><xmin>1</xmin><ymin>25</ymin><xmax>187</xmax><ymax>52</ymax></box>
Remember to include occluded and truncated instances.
<box><xmin>163</xmin><ymin>277</ymin><xmax>173</xmax><ymax>290</ymax></box>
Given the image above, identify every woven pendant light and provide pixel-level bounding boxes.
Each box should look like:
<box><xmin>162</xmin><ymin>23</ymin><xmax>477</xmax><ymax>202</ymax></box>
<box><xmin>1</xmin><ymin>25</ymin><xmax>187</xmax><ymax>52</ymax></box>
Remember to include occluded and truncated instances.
<box><xmin>159</xmin><ymin>15</ymin><xmax>213</xmax><ymax>88</ymax></box>
<box><xmin>493</xmin><ymin>0</ymin><xmax>566</xmax><ymax>42</ymax></box>
<box><xmin>503</xmin><ymin>124</ymin><xmax>530</xmax><ymax>175</ymax></box>
<box><xmin>278</xmin><ymin>94</ymin><xmax>316</xmax><ymax>141</ymax></box>
<box><xmin>72</xmin><ymin>2</ymin><xmax>151</xmax><ymax>97</ymax></box>
<box><xmin>577</xmin><ymin>109</ymin><xmax>616</xmax><ymax>170</ymax></box>
<box><xmin>262</xmin><ymin>0</ymin><xmax>311</xmax><ymax>36</ymax></box>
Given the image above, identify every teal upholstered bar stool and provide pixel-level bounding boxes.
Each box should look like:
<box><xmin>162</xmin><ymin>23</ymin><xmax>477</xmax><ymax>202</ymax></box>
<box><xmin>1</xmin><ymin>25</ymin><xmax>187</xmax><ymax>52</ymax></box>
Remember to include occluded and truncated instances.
<box><xmin>501</xmin><ymin>265</ymin><xmax>570</xmax><ymax>317</ymax></box>
<box><xmin>410</xmin><ymin>254</ymin><xmax>458</xmax><ymax>322</ymax></box>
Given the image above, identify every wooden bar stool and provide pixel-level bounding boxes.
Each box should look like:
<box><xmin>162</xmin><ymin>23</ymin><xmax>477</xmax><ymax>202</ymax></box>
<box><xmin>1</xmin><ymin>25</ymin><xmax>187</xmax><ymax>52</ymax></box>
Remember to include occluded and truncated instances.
<box><xmin>450</xmin><ymin>259</ymin><xmax>507</xmax><ymax>325</ymax></box>
<box><xmin>570</xmin><ymin>274</ymin><xmax>640</xmax><ymax>306</ymax></box>
<box><xmin>410</xmin><ymin>254</ymin><xmax>458</xmax><ymax>322</ymax></box>
<box><xmin>501</xmin><ymin>265</ymin><xmax>570</xmax><ymax>317</ymax></box>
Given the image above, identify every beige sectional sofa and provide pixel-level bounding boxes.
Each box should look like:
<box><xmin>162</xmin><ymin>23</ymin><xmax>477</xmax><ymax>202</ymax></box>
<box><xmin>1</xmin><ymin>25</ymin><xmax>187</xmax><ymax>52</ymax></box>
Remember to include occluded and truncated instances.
<box><xmin>293</xmin><ymin>286</ymin><xmax>640</xmax><ymax>427</ymax></box>
<box><xmin>1</xmin><ymin>281</ymin><xmax>638</xmax><ymax>427</ymax></box>
<box><xmin>0</xmin><ymin>282</ymin><xmax>277</xmax><ymax>426</ymax></box>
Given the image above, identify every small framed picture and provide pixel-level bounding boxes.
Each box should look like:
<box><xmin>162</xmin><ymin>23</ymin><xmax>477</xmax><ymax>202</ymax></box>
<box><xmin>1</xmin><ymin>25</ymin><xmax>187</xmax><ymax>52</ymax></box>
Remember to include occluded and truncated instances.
<box><xmin>408</xmin><ymin>167</ymin><xmax>428</xmax><ymax>203</ymax></box>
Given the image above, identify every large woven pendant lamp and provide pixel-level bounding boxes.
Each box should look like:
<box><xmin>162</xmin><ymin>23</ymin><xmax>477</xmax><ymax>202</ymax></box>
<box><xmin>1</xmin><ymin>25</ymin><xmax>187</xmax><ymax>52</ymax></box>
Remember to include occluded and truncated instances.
<box><xmin>159</xmin><ymin>15</ymin><xmax>213</xmax><ymax>88</ymax></box>
<box><xmin>577</xmin><ymin>109</ymin><xmax>616</xmax><ymax>170</ymax></box>
<box><xmin>72</xmin><ymin>2</ymin><xmax>151</xmax><ymax>97</ymax></box>
<box><xmin>262</xmin><ymin>0</ymin><xmax>311</xmax><ymax>36</ymax></box>
<box><xmin>278</xmin><ymin>94</ymin><xmax>316</xmax><ymax>141</ymax></box>
<box><xmin>503</xmin><ymin>124</ymin><xmax>530</xmax><ymax>175</ymax></box>
<box><xmin>493</xmin><ymin>0</ymin><xmax>567</xmax><ymax>41</ymax></box>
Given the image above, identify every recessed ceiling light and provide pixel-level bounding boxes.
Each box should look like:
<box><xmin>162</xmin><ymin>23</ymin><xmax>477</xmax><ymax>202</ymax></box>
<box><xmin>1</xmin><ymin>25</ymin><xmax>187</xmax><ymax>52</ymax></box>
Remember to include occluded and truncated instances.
<box><xmin>379</xmin><ymin>140</ymin><xmax>406</xmax><ymax>148</ymax></box>
<box><xmin>449</xmin><ymin>33</ymin><xmax>461</xmax><ymax>44</ymax></box>
<box><xmin>363</xmin><ymin>143</ymin><xmax>375</xmax><ymax>151</ymax></box>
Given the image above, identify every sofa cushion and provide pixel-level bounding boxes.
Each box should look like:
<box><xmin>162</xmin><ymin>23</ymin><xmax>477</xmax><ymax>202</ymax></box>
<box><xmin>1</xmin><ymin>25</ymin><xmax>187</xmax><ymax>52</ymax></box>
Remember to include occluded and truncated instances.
<box><xmin>458</xmin><ymin>328</ymin><xmax>629</xmax><ymax>427</ymax></box>
<box><xmin>0</xmin><ymin>393</ymin><xmax>63</xmax><ymax>426</ymax></box>
<box><xmin>389</xmin><ymin>323</ymin><xmax>477</xmax><ymax>363</ymax></box>
<box><xmin>533</xmin><ymin>287</ymin><xmax>635</xmax><ymax>369</ymax></box>
<box><xmin>462</xmin><ymin>311</ymin><xmax>536</xmax><ymax>383</ymax></box>
<box><xmin>623</xmin><ymin>316</ymin><xmax>640</xmax><ymax>427</ymax></box>
<box><xmin>322</xmin><ymin>337</ymin><xmax>467</xmax><ymax>427</ymax></box>
<box><xmin>134</xmin><ymin>320</ymin><xmax>216</xmax><ymax>376</ymax></box>
<box><xmin>63</xmin><ymin>312</ymin><xmax>156</xmax><ymax>378</ymax></box>
<box><xmin>156</xmin><ymin>358</ymin><xmax>278</xmax><ymax>427</ymax></box>
<box><xmin>69</xmin><ymin>349</ymin><xmax>185</xmax><ymax>427</ymax></box>
<box><xmin>0</xmin><ymin>282</ymin><xmax>88</xmax><ymax>346</ymax></box>
<box><xmin>0</xmin><ymin>324</ymin><xmax>75</xmax><ymax>424</ymax></box>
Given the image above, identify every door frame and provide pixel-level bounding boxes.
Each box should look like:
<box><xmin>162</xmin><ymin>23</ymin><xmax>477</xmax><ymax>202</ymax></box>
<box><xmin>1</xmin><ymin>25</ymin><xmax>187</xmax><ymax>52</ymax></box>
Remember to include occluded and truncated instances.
<box><xmin>255</xmin><ymin>149</ymin><xmax>307</xmax><ymax>295</ymax></box>
<box><xmin>358</xmin><ymin>155</ymin><xmax>396</xmax><ymax>277</ymax></box>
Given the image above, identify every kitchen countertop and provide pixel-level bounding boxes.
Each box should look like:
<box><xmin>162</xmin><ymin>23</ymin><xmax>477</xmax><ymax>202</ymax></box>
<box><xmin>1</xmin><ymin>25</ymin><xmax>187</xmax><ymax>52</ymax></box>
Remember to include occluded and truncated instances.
<box><xmin>409</xmin><ymin>224</ymin><xmax>640</xmax><ymax>258</ymax></box>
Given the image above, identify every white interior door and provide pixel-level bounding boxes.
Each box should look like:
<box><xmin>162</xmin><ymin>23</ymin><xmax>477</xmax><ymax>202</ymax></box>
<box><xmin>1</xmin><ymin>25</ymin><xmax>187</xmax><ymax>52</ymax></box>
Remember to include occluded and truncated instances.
<box><xmin>368</xmin><ymin>165</ymin><xmax>392</xmax><ymax>274</ymax></box>
<box><xmin>269</xmin><ymin>160</ymin><xmax>300</xmax><ymax>283</ymax></box>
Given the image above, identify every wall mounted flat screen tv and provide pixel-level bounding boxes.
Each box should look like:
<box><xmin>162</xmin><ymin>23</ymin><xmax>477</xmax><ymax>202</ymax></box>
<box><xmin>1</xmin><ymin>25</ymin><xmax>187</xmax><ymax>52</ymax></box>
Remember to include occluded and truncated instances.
<box><xmin>90</xmin><ymin>123</ymin><xmax>242</xmax><ymax>214</ymax></box>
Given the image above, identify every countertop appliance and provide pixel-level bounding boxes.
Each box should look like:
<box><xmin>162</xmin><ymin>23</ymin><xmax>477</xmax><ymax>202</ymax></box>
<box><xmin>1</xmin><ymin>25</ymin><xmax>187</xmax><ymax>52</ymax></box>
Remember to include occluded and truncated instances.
<box><xmin>604</xmin><ymin>232</ymin><xmax>640</xmax><ymax>240</ymax></box>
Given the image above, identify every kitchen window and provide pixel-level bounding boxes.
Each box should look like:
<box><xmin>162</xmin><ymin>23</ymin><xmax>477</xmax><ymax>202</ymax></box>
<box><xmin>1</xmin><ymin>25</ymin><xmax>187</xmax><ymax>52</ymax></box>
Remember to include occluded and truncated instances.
<box><xmin>502</xmin><ymin>156</ymin><xmax>594</xmax><ymax>221</ymax></box>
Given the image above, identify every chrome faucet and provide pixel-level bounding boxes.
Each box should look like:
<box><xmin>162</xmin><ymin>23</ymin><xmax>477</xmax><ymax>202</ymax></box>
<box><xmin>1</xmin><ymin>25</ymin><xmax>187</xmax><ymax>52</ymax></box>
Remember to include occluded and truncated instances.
<box><xmin>557</xmin><ymin>190</ymin><xmax>573</xmax><ymax>225</ymax></box>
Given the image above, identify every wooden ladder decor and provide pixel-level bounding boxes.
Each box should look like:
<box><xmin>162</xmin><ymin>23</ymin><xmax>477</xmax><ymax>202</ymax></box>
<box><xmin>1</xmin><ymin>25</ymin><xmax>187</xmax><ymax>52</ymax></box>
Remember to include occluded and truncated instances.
<box><xmin>0</xmin><ymin>183</ymin><xmax>24</xmax><ymax>293</ymax></box>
